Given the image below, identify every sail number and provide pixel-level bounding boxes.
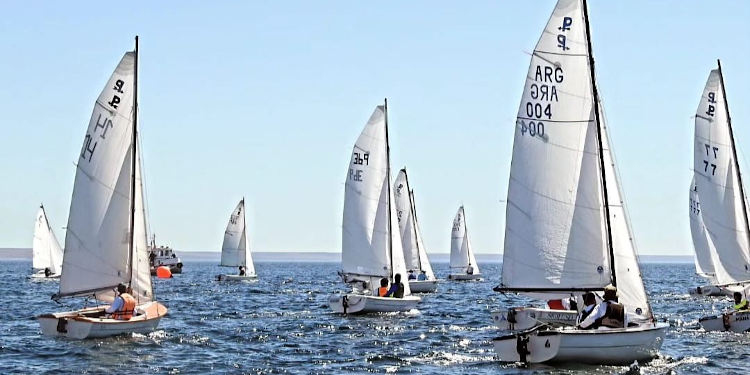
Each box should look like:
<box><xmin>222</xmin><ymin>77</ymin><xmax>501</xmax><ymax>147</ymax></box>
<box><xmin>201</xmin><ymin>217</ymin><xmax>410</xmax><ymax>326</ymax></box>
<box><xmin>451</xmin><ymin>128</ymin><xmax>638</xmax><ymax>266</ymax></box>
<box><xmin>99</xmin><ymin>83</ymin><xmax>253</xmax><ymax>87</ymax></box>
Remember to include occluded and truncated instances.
<box><xmin>518</xmin><ymin>120</ymin><xmax>545</xmax><ymax>138</ymax></box>
<box><xmin>80</xmin><ymin>79</ymin><xmax>126</xmax><ymax>163</ymax></box>
<box><xmin>703</xmin><ymin>143</ymin><xmax>718</xmax><ymax>176</ymax></box>
<box><xmin>349</xmin><ymin>152</ymin><xmax>370</xmax><ymax>182</ymax></box>
<box><xmin>706</xmin><ymin>92</ymin><xmax>716</xmax><ymax>117</ymax></box>
<box><xmin>689</xmin><ymin>198</ymin><xmax>700</xmax><ymax>216</ymax></box>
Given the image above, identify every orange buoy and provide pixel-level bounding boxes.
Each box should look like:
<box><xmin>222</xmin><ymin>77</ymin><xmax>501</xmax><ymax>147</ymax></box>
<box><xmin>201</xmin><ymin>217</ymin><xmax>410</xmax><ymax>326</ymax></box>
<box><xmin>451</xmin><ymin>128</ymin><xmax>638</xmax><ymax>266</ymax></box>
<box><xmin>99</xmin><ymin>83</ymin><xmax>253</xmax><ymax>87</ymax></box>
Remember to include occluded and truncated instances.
<box><xmin>156</xmin><ymin>266</ymin><xmax>172</xmax><ymax>279</ymax></box>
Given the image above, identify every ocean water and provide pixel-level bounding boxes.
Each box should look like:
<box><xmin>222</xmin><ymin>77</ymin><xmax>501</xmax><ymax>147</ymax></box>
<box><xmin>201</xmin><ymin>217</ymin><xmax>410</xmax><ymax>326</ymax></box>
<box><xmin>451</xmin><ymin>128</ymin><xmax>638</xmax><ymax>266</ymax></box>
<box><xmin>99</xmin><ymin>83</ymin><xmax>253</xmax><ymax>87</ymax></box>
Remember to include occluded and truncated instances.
<box><xmin>0</xmin><ymin>261</ymin><xmax>746</xmax><ymax>374</ymax></box>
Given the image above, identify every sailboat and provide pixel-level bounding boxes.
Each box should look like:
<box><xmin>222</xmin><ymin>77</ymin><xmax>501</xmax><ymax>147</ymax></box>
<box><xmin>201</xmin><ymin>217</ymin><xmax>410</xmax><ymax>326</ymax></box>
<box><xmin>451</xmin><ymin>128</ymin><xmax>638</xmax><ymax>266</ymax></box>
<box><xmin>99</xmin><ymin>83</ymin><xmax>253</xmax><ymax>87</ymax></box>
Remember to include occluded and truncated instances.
<box><xmin>30</xmin><ymin>205</ymin><xmax>64</xmax><ymax>279</ymax></box>
<box><xmin>447</xmin><ymin>206</ymin><xmax>481</xmax><ymax>281</ymax></box>
<box><xmin>329</xmin><ymin>100</ymin><xmax>421</xmax><ymax>314</ymax></box>
<box><xmin>38</xmin><ymin>37</ymin><xmax>167</xmax><ymax>339</ymax></box>
<box><xmin>217</xmin><ymin>198</ymin><xmax>257</xmax><ymax>281</ymax></box>
<box><xmin>688</xmin><ymin>178</ymin><xmax>730</xmax><ymax>296</ymax></box>
<box><xmin>692</xmin><ymin>62</ymin><xmax>750</xmax><ymax>332</ymax></box>
<box><xmin>490</xmin><ymin>0</ymin><xmax>667</xmax><ymax>364</ymax></box>
<box><xmin>394</xmin><ymin>168</ymin><xmax>437</xmax><ymax>292</ymax></box>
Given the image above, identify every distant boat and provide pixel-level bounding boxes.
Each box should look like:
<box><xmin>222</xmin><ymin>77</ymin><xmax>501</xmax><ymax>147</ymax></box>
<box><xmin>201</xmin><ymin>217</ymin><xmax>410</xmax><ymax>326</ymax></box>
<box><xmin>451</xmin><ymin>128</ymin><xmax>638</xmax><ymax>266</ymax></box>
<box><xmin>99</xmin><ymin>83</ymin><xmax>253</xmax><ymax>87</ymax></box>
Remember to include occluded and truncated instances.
<box><xmin>329</xmin><ymin>100</ymin><xmax>421</xmax><ymax>314</ymax></box>
<box><xmin>217</xmin><ymin>198</ymin><xmax>257</xmax><ymax>281</ymax></box>
<box><xmin>688</xmin><ymin>178</ymin><xmax>729</xmax><ymax>296</ymax></box>
<box><xmin>30</xmin><ymin>204</ymin><xmax>63</xmax><ymax>279</ymax></box>
<box><xmin>38</xmin><ymin>37</ymin><xmax>167</xmax><ymax>339</ymax></box>
<box><xmin>148</xmin><ymin>236</ymin><xmax>183</xmax><ymax>275</ymax></box>
<box><xmin>693</xmin><ymin>62</ymin><xmax>750</xmax><ymax>332</ymax></box>
<box><xmin>394</xmin><ymin>168</ymin><xmax>437</xmax><ymax>292</ymax></box>
<box><xmin>490</xmin><ymin>0</ymin><xmax>666</xmax><ymax>364</ymax></box>
<box><xmin>447</xmin><ymin>206</ymin><xmax>481</xmax><ymax>281</ymax></box>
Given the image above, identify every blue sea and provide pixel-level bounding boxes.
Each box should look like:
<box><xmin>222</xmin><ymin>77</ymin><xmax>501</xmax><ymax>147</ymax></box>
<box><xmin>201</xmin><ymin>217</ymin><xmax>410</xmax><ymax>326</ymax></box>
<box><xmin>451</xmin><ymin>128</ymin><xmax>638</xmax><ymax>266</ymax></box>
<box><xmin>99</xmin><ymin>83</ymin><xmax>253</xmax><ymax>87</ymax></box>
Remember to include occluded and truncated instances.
<box><xmin>0</xmin><ymin>261</ymin><xmax>746</xmax><ymax>374</ymax></box>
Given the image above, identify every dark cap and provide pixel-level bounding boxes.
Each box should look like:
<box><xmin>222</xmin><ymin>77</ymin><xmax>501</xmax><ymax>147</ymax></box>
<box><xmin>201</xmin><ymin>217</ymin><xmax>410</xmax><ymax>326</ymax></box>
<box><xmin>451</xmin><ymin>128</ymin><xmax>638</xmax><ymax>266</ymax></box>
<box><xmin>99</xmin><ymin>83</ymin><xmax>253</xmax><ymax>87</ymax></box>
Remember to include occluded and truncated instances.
<box><xmin>117</xmin><ymin>283</ymin><xmax>127</xmax><ymax>294</ymax></box>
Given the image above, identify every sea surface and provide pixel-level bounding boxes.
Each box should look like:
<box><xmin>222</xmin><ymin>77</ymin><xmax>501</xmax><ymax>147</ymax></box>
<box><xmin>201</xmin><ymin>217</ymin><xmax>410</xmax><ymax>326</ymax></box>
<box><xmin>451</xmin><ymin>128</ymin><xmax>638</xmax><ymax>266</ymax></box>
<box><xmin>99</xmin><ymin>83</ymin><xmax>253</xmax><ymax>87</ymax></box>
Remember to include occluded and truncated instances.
<box><xmin>0</xmin><ymin>261</ymin><xmax>747</xmax><ymax>374</ymax></box>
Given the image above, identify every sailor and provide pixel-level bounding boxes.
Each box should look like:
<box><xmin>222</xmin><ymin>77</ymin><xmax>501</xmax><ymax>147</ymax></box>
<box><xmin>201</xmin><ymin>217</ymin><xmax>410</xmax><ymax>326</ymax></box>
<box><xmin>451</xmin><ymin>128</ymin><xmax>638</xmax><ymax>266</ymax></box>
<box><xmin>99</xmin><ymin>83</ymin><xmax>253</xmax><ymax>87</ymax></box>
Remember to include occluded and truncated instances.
<box><xmin>417</xmin><ymin>270</ymin><xmax>427</xmax><ymax>281</ymax></box>
<box><xmin>44</xmin><ymin>267</ymin><xmax>51</xmax><ymax>278</ymax></box>
<box><xmin>466</xmin><ymin>265</ymin><xmax>474</xmax><ymax>275</ymax></box>
<box><xmin>577</xmin><ymin>292</ymin><xmax>597</xmax><ymax>324</ymax></box>
<box><xmin>239</xmin><ymin>266</ymin><xmax>246</xmax><ymax>276</ymax></box>
<box><xmin>386</xmin><ymin>273</ymin><xmax>405</xmax><ymax>298</ymax></box>
<box><xmin>408</xmin><ymin>270</ymin><xmax>417</xmax><ymax>280</ymax></box>
<box><xmin>577</xmin><ymin>284</ymin><xmax>625</xmax><ymax>329</ymax></box>
<box><xmin>106</xmin><ymin>283</ymin><xmax>136</xmax><ymax>320</ymax></box>
<box><xmin>378</xmin><ymin>278</ymin><xmax>389</xmax><ymax>297</ymax></box>
<box><xmin>733</xmin><ymin>292</ymin><xmax>749</xmax><ymax>311</ymax></box>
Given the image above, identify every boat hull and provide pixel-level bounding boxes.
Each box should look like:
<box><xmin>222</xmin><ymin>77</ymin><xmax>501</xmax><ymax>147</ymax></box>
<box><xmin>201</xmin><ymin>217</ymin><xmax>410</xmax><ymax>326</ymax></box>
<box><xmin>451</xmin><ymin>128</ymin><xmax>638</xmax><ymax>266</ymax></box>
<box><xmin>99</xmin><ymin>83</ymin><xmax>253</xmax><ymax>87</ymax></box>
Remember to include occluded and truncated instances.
<box><xmin>699</xmin><ymin>310</ymin><xmax>750</xmax><ymax>332</ymax></box>
<box><xmin>447</xmin><ymin>273</ymin><xmax>482</xmax><ymax>281</ymax></box>
<box><xmin>408</xmin><ymin>280</ymin><xmax>438</xmax><ymax>293</ymax></box>
<box><xmin>328</xmin><ymin>294</ymin><xmax>421</xmax><ymax>314</ymax></box>
<box><xmin>491</xmin><ymin>307</ymin><xmax>578</xmax><ymax>331</ymax></box>
<box><xmin>493</xmin><ymin>323</ymin><xmax>668</xmax><ymax>365</ymax></box>
<box><xmin>217</xmin><ymin>274</ymin><xmax>257</xmax><ymax>281</ymax></box>
<box><xmin>38</xmin><ymin>301</ymin><xmax>167</xmax><ymax>339</ymax></box>
<box><xmin>30</xmin><ymin>271</ymin><xmax>61</xmax><ymax>280</ymax></box>
<box><xmin>688</xmin><ymin>284</ymin><xmax>732</xmax><ymax>297</ymax></box>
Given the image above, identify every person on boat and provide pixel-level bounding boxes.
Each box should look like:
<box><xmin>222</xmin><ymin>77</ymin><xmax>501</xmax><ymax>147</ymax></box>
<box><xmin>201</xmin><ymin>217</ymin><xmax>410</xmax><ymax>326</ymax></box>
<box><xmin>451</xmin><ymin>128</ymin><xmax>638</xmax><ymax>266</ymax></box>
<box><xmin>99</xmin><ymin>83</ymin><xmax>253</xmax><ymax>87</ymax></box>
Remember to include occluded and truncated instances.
<box><xmin>386</xmin><ymin>273</ymin><xmax>405</xmax><ymax>298</ymax></box>
<box><xmin>466</xmin><ymin>265</ymin><xmax>474</xmax><ymax>275</ymax></box>
<box><xmin>417</xmin><ymin>271</ymin><xmax>427</xmax><ymax>281</ymax></box>
<box><xmin>44</xmin><ymin>267</ymin><xmax>51</xmax><ymax>278</ymax></box>
<box><xmin>733</xmin><ymin>292</ymin><xmax>749</xmax><ymax>311</ymax></box>
<box><xmin>577</xmin><ymin>284</ymin><xmax>625</xmax><ymax>329</ymax></box>
<box><xmin>105</xmin><ymin>283</ymin><xmax>136</xmax><ymax>320</ymax></box>
<box><xmin>577</xmin><ymin>292</ymin><xmax>597</xmax><ymax>324</ymax></box>
<box><xmin>408</xmin><ymin>270</ymin><xmax>417</xmax><ymax>280</ymax></box>
<box><xmin>378</xmin><ymin>278</ymin><xmax>389</xmax><ymax>297</ymax></box>
<box><xmin>239</xmin><ymin>266</ymin><xmax>246</xmax><ymax>276</ymax></box>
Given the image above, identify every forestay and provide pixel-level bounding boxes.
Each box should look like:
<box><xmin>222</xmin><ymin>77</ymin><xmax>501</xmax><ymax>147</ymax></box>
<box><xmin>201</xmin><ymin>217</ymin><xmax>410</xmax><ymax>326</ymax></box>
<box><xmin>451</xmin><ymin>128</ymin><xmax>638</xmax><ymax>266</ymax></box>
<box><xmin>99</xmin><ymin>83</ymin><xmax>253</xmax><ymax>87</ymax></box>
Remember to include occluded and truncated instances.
<box><xmin>689</xmin><ymin>178</ymin><xmax>717</xmax><ymax>280</ymax></box>
<box><xmin>221</xmin><ymin>199</ymin><xmax>256</xmax><ymax>275</ymax></box>
<box><xmin>450</xmin><ymin>206</ymin><xmax>478</xmax><ymax>274</ymax></box>
<box><xmin>32</xmin><ymin>206</ymin><xmax>64</xmax><ymax>274</ymax></box>
<box><xmin>693</xmin><ymin>68</ymin><xmax>750</xmax><ymax>286</ymax></box>
<box><xmin>341</xmin><ymin>105</ymin><xmax>410</xmax><ymax>295</ymax></box>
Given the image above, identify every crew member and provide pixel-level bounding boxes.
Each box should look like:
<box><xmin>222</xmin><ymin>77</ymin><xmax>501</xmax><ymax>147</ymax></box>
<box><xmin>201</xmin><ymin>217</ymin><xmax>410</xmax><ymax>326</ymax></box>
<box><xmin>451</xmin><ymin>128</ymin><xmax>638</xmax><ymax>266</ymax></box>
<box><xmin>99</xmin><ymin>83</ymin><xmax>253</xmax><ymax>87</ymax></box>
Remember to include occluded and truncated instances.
<box><xmin>733</xmin><ymin>292</ymin><xmax>749</xmax><ymax>311</ymax></box>
<box><xmin>378</xmin><ymin>278</ymin><xmax>389</xmax><ymax>297</ymax></box>
<box><xmin>578</xmin><ymin>284</ymin><xmax>625</xmax><ymax>329</ymax></box>
<box><xmin>577</xmin><ymin>292</ymin><xmax>597</xmax><ymax>324</ymax></box>
<box><xmin>386</xmin><ymin>273</ymin><xmax>405</xmax><ymax>298</ymax></box>
<box><xmin>106</xmin><ymin>283</ymin><xmax>136</xmax><ymax>320</ymax></box>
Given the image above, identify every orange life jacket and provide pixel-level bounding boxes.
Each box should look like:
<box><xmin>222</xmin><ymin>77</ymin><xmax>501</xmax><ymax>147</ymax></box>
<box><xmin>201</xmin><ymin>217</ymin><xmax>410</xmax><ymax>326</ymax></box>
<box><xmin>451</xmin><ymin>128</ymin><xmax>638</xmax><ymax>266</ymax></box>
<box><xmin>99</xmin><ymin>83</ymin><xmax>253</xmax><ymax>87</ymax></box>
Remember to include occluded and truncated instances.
<box><xmin>112</xmin><ymin>293</ymin><xmax>136</xmax><ymax>320</ymax></box>
<box><xmin>378</xmin><ymin>287</ymin><xmax>388</xmax><ymax>297</ymax></box>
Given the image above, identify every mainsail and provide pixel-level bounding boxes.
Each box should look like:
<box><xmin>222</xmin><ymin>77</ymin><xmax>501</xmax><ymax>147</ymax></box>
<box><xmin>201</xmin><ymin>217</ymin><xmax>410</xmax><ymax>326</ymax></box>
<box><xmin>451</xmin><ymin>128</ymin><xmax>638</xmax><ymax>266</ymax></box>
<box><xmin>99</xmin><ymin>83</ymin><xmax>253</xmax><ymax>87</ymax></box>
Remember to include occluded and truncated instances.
<box><xmin>341</xmin><ymin>103</ymin><xmax>410</xmax><ymax>295</ymax></box>
<box><xmin>394</xmin><ymin>169</ymin><xmax>435</xmax><ymax>279</ymax></box>
<box><xmin>499</xmin><ymin>0</ymin><xmax>650</xmax><ymax>318</ymax></box>
<box><xmin>57</xmin><ymin>45</ymin><xmax>152</xmax><ymax>303</ymax></box>
<box><xmin>221</xmin><ymin>199</ymin><xmax>256</xmax><ymax>275</ymax></box>
<box><xmin>689</xmin><ymin>178</ymin><xmax>717</xmax><ymax>279</ymax></box>
<box><xmin>692</xmin><ymin>64</ymin><xmax>750</xmax><ymax>287</ymax></box>
<box><xmin>450</xmin><ymin>206</ymin><xmax>479</xmax><ymax>274</ymax></box>
<box><xmin>32</xmin><ymin>205</ymin><xmax>64</xmax><ymax>274</ymax></box>
<box><xmin>411</xmin><ymin>190</ymin><xmax>435</xmax><ymax>279</ymax></box>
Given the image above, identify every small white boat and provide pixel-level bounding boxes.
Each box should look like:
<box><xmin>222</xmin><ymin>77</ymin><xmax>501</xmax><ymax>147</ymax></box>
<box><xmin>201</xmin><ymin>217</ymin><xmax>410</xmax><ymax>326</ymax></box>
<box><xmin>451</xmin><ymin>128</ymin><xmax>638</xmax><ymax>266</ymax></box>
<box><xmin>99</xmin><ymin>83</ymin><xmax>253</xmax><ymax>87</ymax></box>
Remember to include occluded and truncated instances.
<box><xmin>699</xmin><ymin>310</ymin><xmax>750</xmax><ymax>332</ymax></box>
<box><xmin>394</xmin><ymin>168</ymin><xmax>437</xmax><ymax>293</ymax></box>
<box><xmin>217</xmin><ymin>198</ymin><xmax>257</xmax><ymax>281</ymax></box>
<box><xmin>492</xmin><ymin>0</ymin><xmax>667</xmax><ymax>364</ymax></box>
<box><xmin>688</xmin><ymin>284</ymin><xmax>732</xmax><ymax>297</ymax></box>
<box><xmin>38</xmin><ymin>37</ymin><xmax>167</xmax><ymax>339</ymax></box>
<box><xmin>330</xmin><ymin>100</ymin><xmax>421</xmax><ymax>314</ymax></box>
<box><xmin>447</xmin><ymin>206</ymin><xmax>481</xmax><ymax>281</ymax></box>
<box><xmin>148</xmin><ymin>236</ymin><xmax>183</xmax><ymax>275</ymax></box>
<box><xmin>491</xmin><ymin>307</ymin><xmax>578</xmax><ymax>331</ymax></box>
<box><xmin>30</xmin><ymin>205</ymin><xmax>63</xmax><ymax>279</ymax></box>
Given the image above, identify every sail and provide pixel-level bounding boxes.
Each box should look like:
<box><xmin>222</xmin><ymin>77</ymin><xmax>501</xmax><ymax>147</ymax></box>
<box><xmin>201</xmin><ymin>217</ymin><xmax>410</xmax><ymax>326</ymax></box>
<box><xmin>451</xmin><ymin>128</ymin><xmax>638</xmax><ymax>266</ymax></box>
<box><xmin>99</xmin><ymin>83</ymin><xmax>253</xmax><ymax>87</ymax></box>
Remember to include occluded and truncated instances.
<box><xmin>450</xmin><ymin>206</ymin><xmax>479</xmax><ymax>274</ymax></box>
<box><xmin>411</xmin><ymin>191</ymin><xmax>435</xmax><ymax>279</ymax></box>
<box><xmin>341</xmin><ymin>105</ymin><xmax>410</xmax><ymax>295</ymax></box>
<box><xmin>59</xmin><ymin>52</ymin><xmax>139</xmax><ymax>302</ymax></box>
<box><xmin>130</xmin><ymin>144</ymin><xmax>152</xmax><ymax>303</ymax></box>
<box><xmin>501</xmin><ymin>0</ymin><xmax>610</xmax><ymax>291</ymax></box>
<box><xmin>32</xmin><ymin>206</ymin><xmax>63</xmax><ymax>274</ymax></box>
<box><xmin>693</xmin><ymin>69</ymin><xmax>750</xmax><ymax>285</ymax></box>
<box><xmin>689</xmin><ymin>178</ymin><xmax>716</xmax><ymax>279</ymax></box>
<box><xmin>221</xmin><ymin>199</ymin><xmax>255</xmax><ymax>275</ymax></box>
<box><xmin>394</xmin><ymin>170</ymin><xmax>420</xmax><ymax>270</ymax></box>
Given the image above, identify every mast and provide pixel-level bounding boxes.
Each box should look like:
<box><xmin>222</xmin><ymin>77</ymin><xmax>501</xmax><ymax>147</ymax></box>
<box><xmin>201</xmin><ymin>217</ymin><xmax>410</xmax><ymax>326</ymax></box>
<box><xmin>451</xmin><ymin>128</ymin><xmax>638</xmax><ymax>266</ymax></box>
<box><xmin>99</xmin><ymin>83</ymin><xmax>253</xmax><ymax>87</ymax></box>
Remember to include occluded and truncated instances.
<box><xmin>582</xmin><ymin>0</ymin><xmax>616</xmax><ymax>287</ymax></box>
<box><xmin>128</xmin><ymin>35</ymin><xmax>139</xmax><ymax>287</ymax></box>
<box><xmin>384</xmin><ymin>98</ymin><xmax>394</xmax><ymax>279</ymax></box>
<box><xmin>404</xmin><ymin>169</ymin><xmax>422</xmax><ymax>270</ymax></box>
<box><xmin>718</xmin><ymin>59</ymin><xmax>750</xmax><ymax>254</ymax></box>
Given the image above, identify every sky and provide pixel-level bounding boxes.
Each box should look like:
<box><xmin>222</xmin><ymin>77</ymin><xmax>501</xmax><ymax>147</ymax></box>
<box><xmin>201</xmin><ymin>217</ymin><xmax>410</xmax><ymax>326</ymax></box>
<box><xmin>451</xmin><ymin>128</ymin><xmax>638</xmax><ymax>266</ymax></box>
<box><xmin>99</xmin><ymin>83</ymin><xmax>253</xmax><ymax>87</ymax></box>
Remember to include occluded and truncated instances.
<box><xmin>1</xmin><ymin>1</ymin><xmax>749</xmax><ymax>256</ymax></box>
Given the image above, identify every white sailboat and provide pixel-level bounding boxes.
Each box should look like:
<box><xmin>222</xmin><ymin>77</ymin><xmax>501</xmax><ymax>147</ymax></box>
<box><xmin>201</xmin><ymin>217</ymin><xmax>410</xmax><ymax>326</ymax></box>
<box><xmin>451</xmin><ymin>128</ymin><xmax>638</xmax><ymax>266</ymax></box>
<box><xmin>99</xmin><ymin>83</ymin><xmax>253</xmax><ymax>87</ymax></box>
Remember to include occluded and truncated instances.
<box><xmin>491</xmin><ymin>0</ymin><xmax>666</xmax><ymax>364</ymax></box>
<box><xmin>31</xmin><ymin>205</ymin><xmax>64</xmax><ymax>279</ymax></box>
<box><xmin>38</xmin><ymin>37</ymin><xmax>167</xmax><ymax>339</ymax></box>
<box><xmin>394</xmin><ymin>168</ymin><xmax>437</xmax><ymax>292</ymax></box>
<box><xmin>692</xmin><ymin>62</ymin><xmax>750</xmax><ymax>332</ymax></box>
<box><xmin>329</xmin><ymin>100</ymin><xmax>421</xmax><ymax>314</ymax></box>
<box><xmin>217</xmin><ymin>198</ymin><xmax>257</xmax><ymax>281</ymax></box>
<box><xmin>447</xmin><ymin>206</ymin><xmax>481</xmax><ymax>281</ymax></box>
<box><xmin>688</xmin><ymin>179</ymin><xmax>729</xmax><ymax>296</ymax></box>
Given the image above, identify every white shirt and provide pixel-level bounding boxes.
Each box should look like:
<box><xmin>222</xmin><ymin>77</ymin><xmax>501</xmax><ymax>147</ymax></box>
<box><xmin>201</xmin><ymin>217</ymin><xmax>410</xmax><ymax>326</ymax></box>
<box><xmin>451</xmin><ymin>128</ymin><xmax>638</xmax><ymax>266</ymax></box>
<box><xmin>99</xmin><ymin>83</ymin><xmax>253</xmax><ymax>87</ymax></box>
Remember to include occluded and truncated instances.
<box><xmin>579</xmin><ymin>300</ymin><xmax>627</xmax><ymax>329</ymax></box>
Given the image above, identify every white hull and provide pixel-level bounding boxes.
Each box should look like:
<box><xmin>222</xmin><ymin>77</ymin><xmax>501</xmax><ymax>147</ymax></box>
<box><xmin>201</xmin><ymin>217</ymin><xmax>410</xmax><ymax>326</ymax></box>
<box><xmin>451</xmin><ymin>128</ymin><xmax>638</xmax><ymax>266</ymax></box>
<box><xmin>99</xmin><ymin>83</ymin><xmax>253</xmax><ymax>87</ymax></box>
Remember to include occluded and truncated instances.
<box><xmin>329</xmin><ymin>294</ymin><xmax>421</xmax><ymax>314</ymax></box>
<box><xmin>30</xmin><ymin>271</ymin><xmax>61</xmax><ymax>280</ymax></box>
<box><xmin>447</xmin><ymin>273</ymin><xmax>482</xmax><ymax>281</ymax></box>
<box><xmin>408</xmin><ymin>280</ymin><xmax>438</xmax><ymax>293</ymax></box>
<box><xmin>217</xmin><ymin>274</ymin><xmax>257</xmax><ymax>281</ymax></box>
<box><xmin>491</xmin><ymin>307</ymin><xmax>578</xmax><ymax>331</ymax></box>
<box><xmin>688</xmin><ymin>284</ymin><xmax>732</xmax><ymax>297</ymax></box>
<box><xmin>38</xmin><ymin>301</ymin><xmax>167</xmax><ymax>339</ymax></box>
<box><xmin>699</xmin><ymin>310</ymin><xmax>750</xmax><ymax>332</ymax></box>
<box><xmin>493</xmin><ymin>323</ymin><xmax>668</xmax><ymax>365</ymax></box>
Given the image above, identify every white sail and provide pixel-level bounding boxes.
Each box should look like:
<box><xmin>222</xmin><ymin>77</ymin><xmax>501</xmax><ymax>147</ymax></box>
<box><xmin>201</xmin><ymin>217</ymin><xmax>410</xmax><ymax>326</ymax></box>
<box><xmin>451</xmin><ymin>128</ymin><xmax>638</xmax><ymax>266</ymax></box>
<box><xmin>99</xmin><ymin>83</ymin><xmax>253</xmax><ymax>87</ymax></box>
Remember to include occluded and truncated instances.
<box><xmin>689</xmin><ymin>178</ymin><xmax>717</xmax><ymax>279</ymax></box>
<box><xmin>411</xmin><ymin>191</ymin><xmax>435</xmax><ymax>279</ymax></box>
<box><xmin>450</xmin><ymin>206</ymin><xmax>479</xmax><ymax>274</ymax></box>
<box><xmin>220</xmin><ymin>199</ymin><xmax>255</xmax><ymax>274</ymax></box>
<box><xmin>394</xmin><ymin>169</ymin><xmax>435</xmax><ymax>279</ymax></box>
<box><xmin>59</xmin><ymin>51</ymin><xmax>150</xmax><ymax>302</ymax></box>
<box><xmin>32</xmin><ymin>205</ymin><xmax>64</xmax><ymax>274</ymax></box>
<box><xmin>131</xmin><ymin>144</ymin><xmax>152</xmax><ymax>303</ymax></box>
<box><xmin>341</xmin><ymin>105</ymin><xmax>410</xmax><ymax>295</ymax></box>
<box><xmin>693</xmin><ymin>68</ymin><xmax>750</xmax><ymax>286</ymax></box>
<box><xmin>502</xmin><ymin>0</ymin><xmax>610</xmax><ymax>291</ymax></box>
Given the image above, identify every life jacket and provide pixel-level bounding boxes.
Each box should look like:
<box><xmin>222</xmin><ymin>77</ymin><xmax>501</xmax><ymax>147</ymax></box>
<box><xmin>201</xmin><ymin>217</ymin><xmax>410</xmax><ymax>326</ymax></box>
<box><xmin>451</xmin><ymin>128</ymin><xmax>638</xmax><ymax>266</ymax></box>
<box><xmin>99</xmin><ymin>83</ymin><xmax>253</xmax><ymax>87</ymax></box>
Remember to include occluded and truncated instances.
<box><xmin>597</xmin><ymin>301</ymin><xmax>625</xmax><ymax>328</ymax></box>
<box><xmin>547</xmin><ymin>299</ymin><xmax>565</xmax><ymax>310</ymax></box>
<box><xmin>735</xmin><ymin>299</ymin><xmax>749</xmax><ymax>311</ymax></box>
<box><xmin>393</xmin><ymin>283</ymin><xmax>405</xmax><ymax>298</ymax></box>
<box><xmin>378</xmin><ymin>287</ymin><xmax>388</xmax><ymax>297</ymax></box>
<box><xmin>112</xmin><ymin>293</ymin><xmax>136</xmax><ymax>320</ymax></box>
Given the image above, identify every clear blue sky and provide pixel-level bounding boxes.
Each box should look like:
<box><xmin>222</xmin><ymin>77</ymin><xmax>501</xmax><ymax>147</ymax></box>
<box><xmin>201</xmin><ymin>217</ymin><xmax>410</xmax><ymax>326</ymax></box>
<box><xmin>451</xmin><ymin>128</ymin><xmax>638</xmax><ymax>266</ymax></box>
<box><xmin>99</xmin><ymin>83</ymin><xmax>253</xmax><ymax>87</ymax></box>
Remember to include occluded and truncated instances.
<box><xmin>1</xmin><ymin>1</ymin><xmax>749</xmax><ymax>256</ymax></box>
